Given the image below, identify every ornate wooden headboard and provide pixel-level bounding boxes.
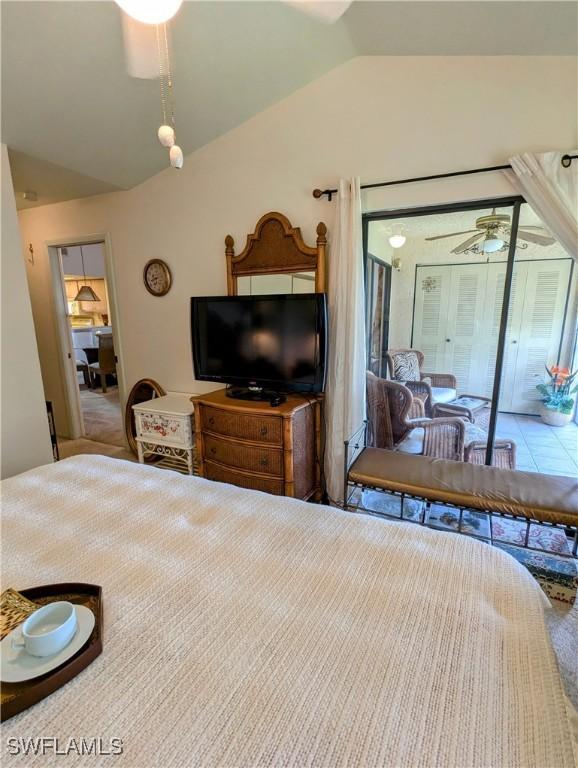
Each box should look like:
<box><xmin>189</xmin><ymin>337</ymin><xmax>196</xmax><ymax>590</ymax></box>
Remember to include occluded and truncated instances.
<box><xmin>225</xmin><ymin>211</ymin><xmax>327</xmax><ymax>295</ymax></box>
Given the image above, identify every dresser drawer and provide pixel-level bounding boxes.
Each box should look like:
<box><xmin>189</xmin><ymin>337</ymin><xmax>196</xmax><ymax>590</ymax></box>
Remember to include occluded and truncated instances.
<box><xmin>199</xmin><ymin>405</ymin><xmax>282</xmax><ymax>445</ymax></box>
<box><xmin>203</xmin><ymin>435</ymin><xmax>283</xmax><ymax>477</ymax></box>
<box><xmin>204</xmin><ymin>461</ymin><xmax>284</xmax><ymax>496</ymax></box>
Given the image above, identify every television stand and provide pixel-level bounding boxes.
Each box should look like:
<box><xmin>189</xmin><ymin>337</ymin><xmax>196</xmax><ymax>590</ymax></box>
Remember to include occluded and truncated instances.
<box><xmin>192</xmin><ymin>389</ymin><xmax>322</xmax><ymax>500</ymax></box>
<box><xmin>226</xmin><ymin>386</ymin><xmax>287</xmax><ymax>407</ymax></box>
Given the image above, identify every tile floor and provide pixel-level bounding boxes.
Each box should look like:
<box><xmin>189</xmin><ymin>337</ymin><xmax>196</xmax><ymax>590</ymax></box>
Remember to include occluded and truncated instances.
<box><xmin>496</xmin><ymin>414</ymin><xmax>578</xmax><ymax>477</ymax></box>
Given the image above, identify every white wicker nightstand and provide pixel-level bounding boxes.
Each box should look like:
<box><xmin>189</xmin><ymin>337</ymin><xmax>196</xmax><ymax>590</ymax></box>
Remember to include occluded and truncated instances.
<box><xmin>133</xmin><ymin>395</ymin><xmax>195</xmax><ymax>475</ymax></box>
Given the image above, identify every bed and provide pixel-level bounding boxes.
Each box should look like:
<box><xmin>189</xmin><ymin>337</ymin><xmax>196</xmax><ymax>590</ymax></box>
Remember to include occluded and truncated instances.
<box><xmin>2</xmin><ymin>456</ymin><xmax>576</xmax><ymax>767</ymax></box>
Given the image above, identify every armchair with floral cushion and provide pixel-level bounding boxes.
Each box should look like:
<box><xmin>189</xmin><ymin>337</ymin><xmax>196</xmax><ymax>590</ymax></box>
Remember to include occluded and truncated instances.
<box><xmin>385</xmin><ymin>348</ymin><xmax>457</xmax><ymax>417</ymax></box>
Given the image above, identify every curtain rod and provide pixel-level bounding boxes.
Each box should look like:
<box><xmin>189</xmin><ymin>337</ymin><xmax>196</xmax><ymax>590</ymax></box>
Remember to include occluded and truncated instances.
<box><xmin>312</xmin><ymin>153</ymin><xmax>578</xmax><ymax>202</ymax></box>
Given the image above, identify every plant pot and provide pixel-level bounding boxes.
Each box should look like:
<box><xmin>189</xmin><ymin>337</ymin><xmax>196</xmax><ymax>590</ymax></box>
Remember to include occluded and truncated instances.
<box><xmin>539</xmin><ymin>404</ymin><xmax>573</xmax><ymax>427</ymax></box>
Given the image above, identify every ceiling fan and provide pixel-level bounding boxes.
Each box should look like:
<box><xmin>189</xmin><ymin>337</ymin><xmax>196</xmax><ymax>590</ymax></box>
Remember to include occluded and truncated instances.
<box><xmin>425</xmin><ymin>210</ymin><xmax>556</xmax><ymax>255</ymax></box>
<box><xmin>115</xmin><ymin>0</ymin><xmax>354</xmax><ymax>166</ymax></box>
<box><xmin>118</xmin><ymin>0</ymin><xmax>353</xmax><ymax>79</ymax></box>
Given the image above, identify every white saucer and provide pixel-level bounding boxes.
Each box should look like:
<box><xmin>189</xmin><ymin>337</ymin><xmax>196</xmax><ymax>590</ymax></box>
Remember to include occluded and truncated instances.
<box><xmin>1</xmin><ymin>605</ymin><xmax>95</xmax><ymax>683</ymax></box>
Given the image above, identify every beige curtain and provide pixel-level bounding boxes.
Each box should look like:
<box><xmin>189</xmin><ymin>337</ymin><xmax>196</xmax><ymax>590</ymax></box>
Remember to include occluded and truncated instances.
<box><xmin>506</xmin><ymin>151</ymin><xmax>578</xmax><ymax>263</ymax></box>
<box><xmin>324</xmin><ymin>178</ymin><xmax>366</xmax><ymax>504</ymax></box>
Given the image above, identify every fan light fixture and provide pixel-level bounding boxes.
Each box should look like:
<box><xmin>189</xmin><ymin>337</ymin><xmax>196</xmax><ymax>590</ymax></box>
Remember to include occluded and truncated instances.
<box><xmin>389</xmin><ymin>234</ymin><xmax>406</xmax><ymax>249</ymax></box>
<box><xmin>481</xmin><ymin>236</ymin><xmax>505</xmax><ymax>253</ymax></box>
<box><xmin>73</xmin><ymin>246</ymin><xmax>100</xmax><ymax>303</ymax></box>
<box><xmin>115</xmin><ymin>0</ymin><xmax>183</xmax><ymax>25</ymax></box>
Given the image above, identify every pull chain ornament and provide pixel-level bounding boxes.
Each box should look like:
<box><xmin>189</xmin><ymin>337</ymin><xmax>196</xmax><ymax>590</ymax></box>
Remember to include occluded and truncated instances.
<box><xmin>156</xmin><ymin>23</ymin><xmax>183</xmax><ymax>169</ymax></box>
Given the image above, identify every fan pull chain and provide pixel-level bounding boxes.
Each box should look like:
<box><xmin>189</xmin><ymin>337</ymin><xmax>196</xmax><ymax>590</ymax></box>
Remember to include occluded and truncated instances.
<box><xmin>155</xmin><ymin>23</ymin><xmax>183</xmax><ymax>169</ymax></box>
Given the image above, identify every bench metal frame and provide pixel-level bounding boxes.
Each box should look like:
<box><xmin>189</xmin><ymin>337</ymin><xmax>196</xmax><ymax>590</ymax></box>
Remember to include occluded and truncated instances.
<box><xmin>344</xmin><ymin>424</ymin><xmax>578</xmax><ymax>561</ymax></box>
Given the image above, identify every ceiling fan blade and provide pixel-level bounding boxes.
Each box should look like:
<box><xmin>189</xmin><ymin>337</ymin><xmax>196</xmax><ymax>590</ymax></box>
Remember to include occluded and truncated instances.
<box><xmin>121</xmin><ymin>13</ymin><xmax>158</xmax><ymax>79</ymax></box>
<box><xmin>425</xmin><ymin>230</ymin><xmax>478</xmax><ymax>241</ymax></box>
<box><xmin>451</xmin><ymin>233</ymin><xmax>484</xmax><ymax>254</ymax></box>
<box><xmin>514</xmin><ymin>230</ymin><xmax>556</xmax><ymax>246</ymax></box>
<box><xmin>283</xmin><ymin>0</ymin><xmax>353</xmax><ymax>22</ymax></box>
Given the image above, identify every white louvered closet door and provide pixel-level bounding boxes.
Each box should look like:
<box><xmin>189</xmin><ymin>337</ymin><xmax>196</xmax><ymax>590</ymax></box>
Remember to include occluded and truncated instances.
<box><xmin>444</xmin><ymin>264</ymin><xmax>489</xmax><ymax>393</ymax></box>
<box><xmin>490</xmin><ymin>263</ymin><xmax>528</xmax><ymax>409</ymax></box>
<box><xmin>412</xmin><ymin>267</ymin><xmax>452</xmax><ymax>374</ymax></box>
<box><xmin>508</xmin><ymin>260</ymin><xmax>572</xmax><ymax>414</ymax></box>
<box><xmin>412</xmin><ymin>259</ymin><xmax>572</xmax><ymax>414</ymax></box>
<box><xmin>481</xmin><ymin>263</ymin><xmax>505</xmax><ymax>399</ymax></box>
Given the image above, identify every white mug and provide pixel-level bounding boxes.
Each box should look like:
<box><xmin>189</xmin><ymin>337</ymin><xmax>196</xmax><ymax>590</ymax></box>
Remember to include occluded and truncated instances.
<box><xmin>12</xmin><ymin>601</ymin><xmax>78</xmax><ymax>657</ymax></box>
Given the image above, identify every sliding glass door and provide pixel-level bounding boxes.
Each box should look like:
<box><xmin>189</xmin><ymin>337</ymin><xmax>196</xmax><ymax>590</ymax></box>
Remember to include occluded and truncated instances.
<box><xmin>363</xmin><ymin>197</ymin><xmax>577</xmax><ymax>480</ymax></box>
<box><xmin>363</xmin><ymin>198</ymin><xmax>523</xmax><ymax>467</ymax></box>
<box><xmin>493</xmin><ymin>202</ymin><xmax>577</xmax><ymax>478</ymax></box>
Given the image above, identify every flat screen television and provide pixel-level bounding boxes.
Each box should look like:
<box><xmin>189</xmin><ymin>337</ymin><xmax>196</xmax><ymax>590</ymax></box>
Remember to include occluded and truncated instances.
<box><xmin>191</xmin><ymin>293</ymin><xmax>327</xmax><ymax>396</ymax></box>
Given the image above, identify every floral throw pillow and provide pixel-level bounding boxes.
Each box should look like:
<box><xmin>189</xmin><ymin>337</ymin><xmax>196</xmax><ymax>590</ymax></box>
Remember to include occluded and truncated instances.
<box><xmin>393</xmin><ymin>352</ymin><xmax>420</xmax><ymax>382</ymax></box>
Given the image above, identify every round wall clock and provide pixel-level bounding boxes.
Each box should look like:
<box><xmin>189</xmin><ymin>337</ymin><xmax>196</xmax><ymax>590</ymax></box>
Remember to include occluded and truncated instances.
<box><xmin>143</xmin><ymin>259</ymin><xmax>172</xmax><ymax>296</ymax></box>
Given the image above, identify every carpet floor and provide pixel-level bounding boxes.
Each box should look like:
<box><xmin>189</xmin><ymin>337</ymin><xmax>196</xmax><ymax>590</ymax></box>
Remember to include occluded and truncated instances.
<box><xmin>58</xmin><ymin>438</ymin><xmax>137</xmax><ymax>463</ymax></box>
<box><xmin>79</xmin><ymin>387</ymin><xmax>125</xmax><ymax>447</ymax></box>
<box><xmin>545</xmin><ymin>599</ymin><xmax>578</xmax><ymax>710</ymax></box>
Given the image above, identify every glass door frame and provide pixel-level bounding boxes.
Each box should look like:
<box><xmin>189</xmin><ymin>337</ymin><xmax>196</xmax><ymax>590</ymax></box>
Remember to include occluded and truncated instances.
<box><xmin>364</xmin><ymin>252</ymin><xmax>392</xmax><ymax>377</ymax></box>
<box><xmin>362</xmin><ymin>195</ymin><xmax>525</xmax><ymax>466</ymax></box>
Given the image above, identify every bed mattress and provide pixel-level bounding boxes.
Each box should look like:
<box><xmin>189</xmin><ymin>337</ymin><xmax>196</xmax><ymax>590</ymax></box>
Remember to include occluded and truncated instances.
<box><xmin>1</xmin><ymin>456</ymin><xmax>576</xmax><ymax>767</ymax></box>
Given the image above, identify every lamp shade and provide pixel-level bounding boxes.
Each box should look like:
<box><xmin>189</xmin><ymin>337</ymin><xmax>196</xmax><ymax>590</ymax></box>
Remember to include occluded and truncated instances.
<box><xmin>74</xmin><ymin>284</ymin><xmax>101</xmax><ymax>302</ymax></box>
<box><xmin>482</xmin><ymin>236</ymin><xmax>505</xmax><ymax>253</ymax></box>
<box><xmin>389</xmin><ymin>234</ymin><xmax>406</xmax><ymax>249</ymax></box>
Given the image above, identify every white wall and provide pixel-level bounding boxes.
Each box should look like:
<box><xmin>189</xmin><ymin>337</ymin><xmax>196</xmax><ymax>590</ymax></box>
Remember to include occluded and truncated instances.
<box><xmin>1</xmin><ymin>144</ymin><xmax>53</xmax><ymax>478</ymax></box>
<box><xmin>17</xmin><ymin>56</ymin><xmax>578</xmax><ymax>430</ymax></box>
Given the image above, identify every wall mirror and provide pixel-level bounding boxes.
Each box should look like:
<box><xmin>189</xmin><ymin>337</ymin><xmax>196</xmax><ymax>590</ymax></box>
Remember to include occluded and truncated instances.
<box><xmin>236</xmin><ymin>271</ymin><xmax>316</xmax><ymax>295</ymax></box>
<box><xmin>226</xmin><ymin>212</ymin><xmax>326</xmax><ymax>296</ymax></box>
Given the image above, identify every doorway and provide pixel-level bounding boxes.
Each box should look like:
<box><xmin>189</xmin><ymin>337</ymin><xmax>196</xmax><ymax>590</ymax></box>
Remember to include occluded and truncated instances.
<box><xmin>45</xmin><ymin>236</ymin><xmax>127</xmax><ymax>457</ymax></box>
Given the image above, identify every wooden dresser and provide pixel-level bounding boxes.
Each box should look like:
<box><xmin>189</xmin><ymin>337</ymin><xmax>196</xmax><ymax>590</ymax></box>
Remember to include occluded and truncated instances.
<box><xmin>193</xmin><ymin>389</ymin><xmax>321</xmax><ymax>500</ymax></box>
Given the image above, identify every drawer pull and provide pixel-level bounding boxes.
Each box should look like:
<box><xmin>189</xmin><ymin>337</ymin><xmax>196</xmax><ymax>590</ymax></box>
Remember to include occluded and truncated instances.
<box><xmin>259</xmin><ymin>457</ymin><xmax>269</xmax><ymax>467</ymax></box>
<box><xmin>210</xmin><ymin>447</ymin><xmax>216</xmax><ymax>455</ymax></box>
<box><xmin>260</xmin><ymin>426</ymin><xmax>268</xmax><ymax>436</ymax></box>
<box><xmin>208</xmin><ymin>417</ymin><xmax>215</xmax><ymax>426</ymax></box>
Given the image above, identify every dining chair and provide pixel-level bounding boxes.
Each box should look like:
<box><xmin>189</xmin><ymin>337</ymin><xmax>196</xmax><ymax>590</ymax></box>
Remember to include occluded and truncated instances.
<box><xmin>89</xmin><ymin>334</ymin><xmax>117</xmax><ymax>393</ymax></box>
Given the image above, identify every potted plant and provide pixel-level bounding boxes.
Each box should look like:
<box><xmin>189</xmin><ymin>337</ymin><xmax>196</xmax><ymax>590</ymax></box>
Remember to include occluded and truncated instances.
<box><xmin>536</xmin><ymin>365</ymin><xmax>577</xmax><ymax>427</ymax></box>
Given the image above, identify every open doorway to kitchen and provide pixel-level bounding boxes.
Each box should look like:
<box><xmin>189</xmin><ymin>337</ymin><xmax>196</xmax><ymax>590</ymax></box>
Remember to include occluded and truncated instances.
<box><xmin>62</xmin><ymin>243</ymin><xmax>123</xmax><ymax>443</ymax></box>
<box><xmin>45</xmin><ymin>238</ymin><xmax>128</xmax><ymax>459</ymax></box>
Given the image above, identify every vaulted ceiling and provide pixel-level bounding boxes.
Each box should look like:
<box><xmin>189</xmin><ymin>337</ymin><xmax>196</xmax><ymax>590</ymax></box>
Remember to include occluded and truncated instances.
<box><xmin>2</xmin><ymin>1</ymin><xmax>576</xmax><ymax>209</ymax></box>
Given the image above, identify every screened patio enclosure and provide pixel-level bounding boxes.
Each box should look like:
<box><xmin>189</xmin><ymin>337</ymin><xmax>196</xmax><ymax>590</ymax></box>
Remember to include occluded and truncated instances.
<box><xmin>364</xmin><ymin>200</ymin><xmax>577</xmax><ymax>478</ymax></box>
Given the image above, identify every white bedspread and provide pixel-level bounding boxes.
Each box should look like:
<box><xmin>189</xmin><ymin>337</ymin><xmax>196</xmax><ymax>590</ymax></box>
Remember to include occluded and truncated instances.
<box><xmin>1</xmin><ymin>456</ymin><xmax>576</xmax><ymax>767</ymax></box>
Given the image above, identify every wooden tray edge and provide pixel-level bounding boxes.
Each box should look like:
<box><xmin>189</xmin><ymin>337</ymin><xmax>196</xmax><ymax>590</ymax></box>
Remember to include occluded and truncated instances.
<box><xmin>1</xmin><ymin>583</ymin><xmax>103</xmax><ymax>722</ymax></box>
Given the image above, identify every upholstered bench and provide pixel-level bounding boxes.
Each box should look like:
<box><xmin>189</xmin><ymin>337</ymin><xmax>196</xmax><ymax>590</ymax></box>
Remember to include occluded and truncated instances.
<box><xmin>345</xmin><ymin>449</ymin><xmax>578</xmax><ymax>547</ymax></box>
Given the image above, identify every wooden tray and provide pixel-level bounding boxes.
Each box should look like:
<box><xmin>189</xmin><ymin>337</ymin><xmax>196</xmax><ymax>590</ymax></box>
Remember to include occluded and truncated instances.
<box><xmin>1</xmin><ymin>583</ymin><xmax>103</xmax><ymax>722</ymax></box>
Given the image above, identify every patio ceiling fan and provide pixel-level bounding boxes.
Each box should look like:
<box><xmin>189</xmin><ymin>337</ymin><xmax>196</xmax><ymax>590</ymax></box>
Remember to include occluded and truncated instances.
<box><xmin>425</xmin><ymin>210</ymin><xmax>556</xmax><ymax>255</ymax></box>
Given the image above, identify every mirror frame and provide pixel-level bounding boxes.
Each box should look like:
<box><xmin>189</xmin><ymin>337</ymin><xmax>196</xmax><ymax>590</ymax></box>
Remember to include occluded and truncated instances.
<box><xmin>225</xmin><ymin>211</ymin><xmax>326</xmax><ymax>296</ymax></box>
<box><xmin>124</xmin><ymin>378</ymin><xmax>166</xmax><ymax>458</ymax></box>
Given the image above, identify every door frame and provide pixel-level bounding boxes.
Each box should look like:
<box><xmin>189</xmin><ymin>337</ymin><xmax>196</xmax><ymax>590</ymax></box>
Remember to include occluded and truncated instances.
<box><xmin>364</xmin><ymin>252</ymin><xmax>392</xmax><ymax>377</ymax></box>
<box><xmin>46</xmin><ymin>233</ymin><xmax>126</xmax><ymax>440</ymax></box>
<box><xmin>362</xmin><ymin>195</ymin><xmax>525</xmax><ymax>465</ymax></box>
